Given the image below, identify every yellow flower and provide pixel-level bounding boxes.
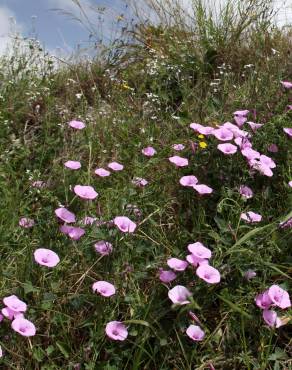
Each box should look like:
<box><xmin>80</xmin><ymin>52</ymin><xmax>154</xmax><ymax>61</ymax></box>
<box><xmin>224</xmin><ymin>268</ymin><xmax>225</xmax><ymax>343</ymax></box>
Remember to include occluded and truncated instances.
<box><xmin>121</xmin><ymin>83</ymin><xmax>131</xmax><ymax>90</ymax></box>
<box><xmin>199</xmin><ymin>141</ymin><xmax>207</xmax><ymax>149</ymax></box>
<box><xmin>198</xmin><ymin>134</ymin><xmax>205</xmax><ymax>139</ymax></box>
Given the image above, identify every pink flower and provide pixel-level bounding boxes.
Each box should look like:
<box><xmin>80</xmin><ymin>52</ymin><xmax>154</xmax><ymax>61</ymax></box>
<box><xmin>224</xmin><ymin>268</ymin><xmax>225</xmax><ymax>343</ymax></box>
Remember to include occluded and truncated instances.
<box><xmin>267</xmin><ymin>144</ymin><xmax>278</xmax><ymax>153</ymax></box>
<box><xmin>94</xmin><ymin>241</ymin><xmax>113</xmax><ymax>255</ymax></box>
<box><xmin>193</xmin><ymin>184</ymin><xmax>213</xmax><ymax>195</ymax></box>
<box><xmin>0</xmin><ymin>345</ymin><xmax>2</xmax><ymax>358</ymax></box>
<box><xmin>168</xmin><ymin>156</ymin><xmax>188</xmax><ymax>167</ymax></box>
<box><xmin>235</xmin><ymin>137</ymin><xmax>252</xmax><ymax>148</ymax></box>
<box><xmin>34</xmin><ymin>248</ymin><xmax>60</xmax><ymax>267</ymax></box>
<box><xmin>1</xmin><ymin>307</ymin><xmax>17</xmax><ymax>320</ymax></box>
<box><xmin>223</xmin><ymin>122</ymin><xmax>249</xmax><ymax>138</ymax></box>
<box><xmin>60</xmin><ymin>225</ymin><xmax>85</xmax><ymax>240</ymax></box>
<box><xmin>268</xmin><ymin>285</ymin><xmax>291</xmax><ymax>309</ymax></box>
<box><xmin>167</xmin><ymin>258</ymin><xmax>188</xmax><ymax>271</ymax></box>
<box><xmin>95</xmin><ymin>168</ymin><xmax>111</xmax><ymax>177</ymax></box>
<box><xmin>250</xmin><ymin>159</ymin><xmax>274</xmax><ymax>177</ymax></box>
<box><xmin>190</xmin><ymin>123</ymin><xmax>214</xmax><ymax>135</ymax></box>
<box><xmin>240</xmin><ymin>211</ymin><xmax>262</xmax><ymax>223</ymax></box>
<box><xmin>196</xmin><ymin>265</ymin><xmax>221</xmax><ymax>284</ymax></box>
<box><xmin>260</xmin><ymin>155</ymin><xmax>276</xmax><ymax>169</ymax></box>
<box><xmin>186</xmin><ymin>325</ymin><xmax>205</xmax><ymax>341</ymax></box>
<box><xmin>74</xmin><ymin>185</ymin><xmax>98</xmax><ymax>200</ymax></box>
<box><xmin>168</xmin><ymin>285</ymin><xmax>192</xmax><ymax>305</ymax></box>
<box><xmin>233</xmin><ymin>110</ymin><xmax>249</xmax><ymax>127</ymax></box>
<box><xmin>280</xmin><ymin>81</ymin><xmax>292</xmax><ymax>89</ymax></box>
<box><xmin>255</xmin><ymin>291</ymin><xmax>272</xmax><ymax>309</ymax></box>
<box><xmin>239</xmin><ymin>185</ymin><xmax>253</xmax><ymax>199</ymax></box>
<box><xmin>3</xmin><ymin>295</ymin><xmax>27</xmax><ymax>313</ymax></box>
<box><xmin>283</xmin><ymin>128</ymin><xmax>292</xmax><ymax>138</ymax></box>
<box><xmin>179</xmin><ymin>175</ymin><xmax>198</xmax><ymax>187</ymax></box>
<box><xmin>92</xmin><ymin>281</ymin><xmax>116</xmax><ymax>297</ymax></box>
<box><xmin>213</xmin><ymin>128</ymin><xmax>233</xmax><ymax>141</ymax></box>
<box><xmin>105</xmin><ymin>321</ymin><xmax>128</xmax><ymax>341</ymax></box>
<box><xmin>132</xmin><ymin>177</ymin><xmax>148</xmax><ymax>187</ymax></box>
<box><xmin>187</xmin><ymin>242</ymin><xmax>212</xmax><ymax>259</ymax></box>
<box><xmin>289</xmin><ymin>181</ymin><xmax>292</xmax><ymax>188</ymax></box>
<box><xmin>64</xmin><ymin>160</ymin><xmax>81</xmax><ymax>170</ymax></box>
<box><xmin>244</xmin><ymin>269</ymin><xmax>256</xmax><ymax>280</ymax></box>
<box><xmin>159</xmin><ymin>269</ymin><xmax>177</xmax><ymax>283</ymax></box>
<box><xmin>19</xmin><ymin>218</ymin><xmax>34</xmax><ymax>228</ymax></box>
<box><xmin>217</xmin><ymin>143</ymin><xmax>237</xmax><ymax>155</ymax></box>
<box><xmin>172</xmin><ymin>144</ymin><xmax>185</xmax><ymax>151</ymax></box>
<box><xmin>108</xmin><ymin>162</ymin><xmax>124</xmax><ymax>171</ymax></box>
<box><xmin>68</xmin><ymin>120</ymin><xmax>86</xmax><ymax>130</ymax></box>
<box><xmin>11</xmin><ymin>317</ymin><xmax>36</xmax><ymax>337</ymax></box>
<box><xmin>241</xmin><ymin>148</ymin><xmax>260</xmax><ymax>160</ymax></box>
<box><xmin>186</xmin><ymin>254</ymin><xmax>208</xmax><ymax>267</ymax></box>
<box><xmin>55</xmin><ymin>207</ymin><xmax>76</xmax><ymax>223</ymax></box>
<box><xmin>247</xmin><ymin>121</ymin><xmax>263</xmax><ymax>132</ymax></box>
<box><xmin>114</xmin><ymin>216</ymin><xmax>136</xmax><ymax>233</ymax></box>
<box><xmin>142</xmin><ymin>146</ymin><xmax>156</xmax><ymax>157</ymax></box>
<box><xmin>262</xmin><ymin>310</ymin><xmax>282</xmax><ymax>328</ymax></box>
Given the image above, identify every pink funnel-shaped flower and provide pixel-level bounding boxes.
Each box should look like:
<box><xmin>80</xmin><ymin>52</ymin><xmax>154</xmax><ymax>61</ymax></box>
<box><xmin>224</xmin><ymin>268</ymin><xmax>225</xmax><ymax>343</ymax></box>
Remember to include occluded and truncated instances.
<box><xmin>186</xmin><ymin>325</ymin><xmax>205</xmax><ymax>341</ymax></box>
<box><xmin>190</xmin><ymin>123</ymin><xmax>214</xmax><ymax>135</ymax></box>
<box><xmin>68</xmin><ymin>120</ymin><xmax>86</xmax><ymax>130</ymax></box>
<box><xmin>239</xmin><ymin>185</ymin><xmax>253</xmax><ymax>199</ymax></box>
<box><xmin>114</xmin><ymin>216</ymin><xmax>136</xmax><ymax>233</ymax></box>
<box><xmin>74</xmin><ymin>185</ymin><xmax>98</xmax><ymax>200</ymax></box>
<box><xmin>260</xmin><ymin>155</ymin><xmax>276</xmax><ymax>169</ymax></box>
<box><xmin>34</xmin><ymin>248</ymin><xmax>60</xmax><ymax>267</ymax></box>
<box><xmin>167</xmin><ymin>258</ymin><xmax>188</xmax><ymax>271</ymax></box>
<box><xmin>247</xmin><ymin>121</ymin><xmax>263</xmax><ymax>132</ymax></box>
<box><xmin>213</xmin><ymin>128</ymin><xmax>234</xmax><ymax>141</ymax></box>
<box><xmin>169</xmin><ymin>156</ymin><xmax>188</xmax><ymax>167</ymax></box>
<box><xmin>60</xmin><ymin>225</ymin><xmax>85</xmax><ymax>240</ymax></box>
<box><xmin>159</xmin><ymin>269</ymin><xmax>177</xmax><ymax>283</ymax></box>
<box><xmin>187</xmin><ymin>242</ymin><xmax>211</xmax><ymax>259</ymax></box>
<box><xmin>283</xmin><ymin>128</ymin><xmax>292</xmax><ymax>138</ymax></box>
<box><xmin>1</xmin><ymin>307</ymin><xmax>17</xmax><ymax>320</ymax></box>
<box><xmin>255</xmin><ymin>291</ymin><xmax>272</xmax><ymax>309</ymax></box>
<box><xmin>64</xmin><ymin>160</ymin><xmax>81</xmax><ymax>170</ymax></box>
<box><xmin>55</xmin><ymin>207</ymin><xmax>76</xmax><ymax>223</ymax></box>
<box><xmin>142</xmin><ymin>146</ymin><xmax>156</xmax><ymax>157</ymax></box>
<box><xmin>193</xmin><ymin>184</ymin><xmax>213</xmax><ymax>195</ymax></box>
<box><xmin>242</xmin><ymin>147</ymin><xmax>261</xmax><ymax>160</ymax></box>
<box><xmin>250</xmin><ymin>159</ymin><xmax>274</xmax><ymax>177</ymax></box>
<box><xmin>179</xmin><ymin>175</ymin><xmax>198</xmax><ymax>187</ymax></box>
<box><xmin>233</xmin><ymin>110</ymin><xmax>249</xmax><ymax>127</ymax></box>
<box><xmin>186</xmin><ymin>254</ymin><xmax>208</xmax><ymax>267</ymax></box>
<box><xmin>196</xmin><ymin>265</ymin><xmax>220</xmax><ymax>284</ymax></box>
<box><xmin>11</xmin><ymin>317</ymin><xmax>36</xmax><ymax>337</ymax></box>
<box><xmin>108</xmin><ymin>162</ymin><xmax>124</xmax><ymax>171</ymax></box>
<box><xmin>105</xmin><ymin>321</ymin><xmax>128</xmax><ymax>341</ymax></box>
<box><xmin>3</xmin><ymin>295</ymin><xmax>27</xmax><ymax>313</ymax></box>
<box><xmin>240</xmin><ymin>211</ymin><xmax>262</xmax><ymax>223</ymax></box>
<box><xmin>172</xmin><ymin>144</ymin><xmax>185</xmax><ymax>151</ymax></box>
<box><xmin>94</xmin><ymin>241</ymin><xmax>113</xmax><ymax>255</ymax></box>
<box><xmin>280</xmin><ymin>81</ymin><xmax>292</xmax><ymax>89</ymax></box>
<box><xmin>132</xmin><ymin>177</ymin><xmax>148</xmax><ymax>187</ymax></box>
<box><xmin>168</xmin><ymin>285</ymin><xmax>192</xmax><ymax>305</ymax></box>
<box><xmin>95</xmin><ymin>168</ymin><xmax>111</xmax><ymax>177</ymax></box>
<box><xmin>92</xmin><ymin>281</ymin><xmax>116</xmax><ymax>297</ymax></box>
<box><xmin>289</xmin><ymin>181</ymin><xmax>292</xmax><ymax>188</ymax></box>
<box><xmin>19</xmin><ymin>218</ymin><xmax>34</xmax><ymax>228</ymax></box>
<box><xmin>268</xmin><ymin>285</ymin><xmax>291</xmax><ymax>309</ymax></box>
<box><xmin>217</xmin><ymin>143</ymin><xmax>237</xmax><ymax>155</ymax></box>
<box><xmin>262</xmin><ymin>310</ymin><xmax>282</xmax><ymax>328</ymax></box>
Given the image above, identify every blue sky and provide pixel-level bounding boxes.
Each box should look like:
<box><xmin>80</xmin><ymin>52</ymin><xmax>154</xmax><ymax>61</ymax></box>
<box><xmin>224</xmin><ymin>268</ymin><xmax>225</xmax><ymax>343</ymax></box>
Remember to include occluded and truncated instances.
<box><xmin>0</xmin><ymin>0</ymin><xmax>131</xmax><ymax>54</ymax></box>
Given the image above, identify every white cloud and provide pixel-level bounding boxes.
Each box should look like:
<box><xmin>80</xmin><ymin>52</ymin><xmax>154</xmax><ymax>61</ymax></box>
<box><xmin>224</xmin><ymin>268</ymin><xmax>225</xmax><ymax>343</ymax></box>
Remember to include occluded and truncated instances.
<box><xmin>0</xmin><ymin>6</ymin><xmax>23</xmax><ymax>55</ymax></box>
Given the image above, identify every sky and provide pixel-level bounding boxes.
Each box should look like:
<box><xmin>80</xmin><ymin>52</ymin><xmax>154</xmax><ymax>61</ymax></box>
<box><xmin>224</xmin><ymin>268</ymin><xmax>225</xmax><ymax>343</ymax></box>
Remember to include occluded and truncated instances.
<box><xmin>0</xmin><ymin>0</ymin><xmax>291</xmax><ymax>55</ymax></box>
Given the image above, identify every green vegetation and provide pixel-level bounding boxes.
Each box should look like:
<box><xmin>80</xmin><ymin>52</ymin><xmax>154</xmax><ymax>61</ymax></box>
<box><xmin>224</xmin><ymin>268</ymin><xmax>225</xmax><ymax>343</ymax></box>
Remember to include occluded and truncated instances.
<box><xmin>0</xmin><ymin>1</ymin><xmax>291</xmax><ymax>369</ymax></box>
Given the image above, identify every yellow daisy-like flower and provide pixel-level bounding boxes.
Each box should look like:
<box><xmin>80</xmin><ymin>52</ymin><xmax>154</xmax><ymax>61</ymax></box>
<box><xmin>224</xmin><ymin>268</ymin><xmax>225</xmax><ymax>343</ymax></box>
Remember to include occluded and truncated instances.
<box><xmin>198</xmin><ymin>134</ymin><xmax>205</xmax><ymax>139</ymax></box>
<box><xmin>199</xmin><ymin>141</ymin><xmax>207</xmax><ymax>149</ymax></box>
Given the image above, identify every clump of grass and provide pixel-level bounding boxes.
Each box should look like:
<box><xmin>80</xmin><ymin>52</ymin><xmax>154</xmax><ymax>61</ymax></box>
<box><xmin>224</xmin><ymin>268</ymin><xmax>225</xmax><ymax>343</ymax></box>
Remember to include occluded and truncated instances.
<box><xmin>0</xmin><ymin>1</ymin><xmax>291</xmax><ymax>369</ymax></box>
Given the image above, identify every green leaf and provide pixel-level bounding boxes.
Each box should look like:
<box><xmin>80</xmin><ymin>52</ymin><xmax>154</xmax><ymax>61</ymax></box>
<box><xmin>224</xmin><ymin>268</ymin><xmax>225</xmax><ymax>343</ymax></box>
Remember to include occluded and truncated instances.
<box><xmin>217</xmin><ymin>294</ymin><xmax>252</xmax><ymax>319</ymax></box>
